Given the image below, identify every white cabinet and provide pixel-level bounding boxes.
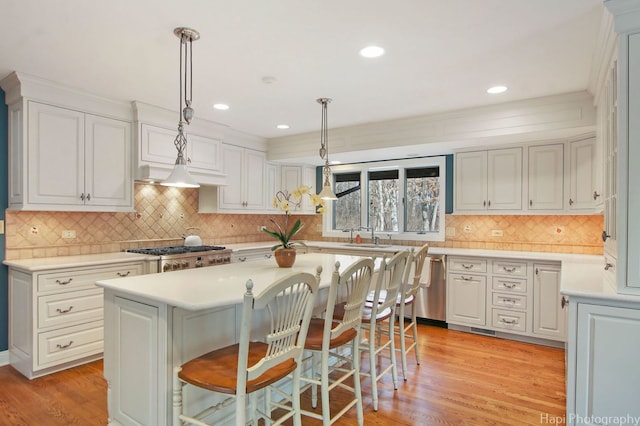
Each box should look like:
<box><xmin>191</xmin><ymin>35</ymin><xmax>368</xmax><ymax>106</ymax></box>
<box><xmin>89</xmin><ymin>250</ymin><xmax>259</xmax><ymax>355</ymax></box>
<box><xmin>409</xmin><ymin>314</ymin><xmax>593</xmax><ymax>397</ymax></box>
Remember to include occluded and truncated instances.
<box><xmin>217</xmin><ymin>144</ymin><xmax>266</xmax><ymax>211</ymax></box>
<box><xmin>265</xmin><ymin>162</ymin><xmax>280</xmax><ymax>212</ymax></box>
<box><xmin>527</xmin><ymin>143</ymin><xmax>564</xmax><ymax>211</ymax></box>
<box><xmin>454</xmin><ymin>148</ymin><xmax>522</xmax><ymax>211</ymax></box>
<box><xmin>137</xmin><ymin>123</ymin><xmax>223</xmax><ymax>184</ymax></box>
<box><xmin>281</xmin><ymin>164</ymin><xmax>318</xmax><ymax>213</ymax></box>
<box><xmin>8</xmin><ymin>260</ymin><xmax>148</xmax><ymax>379</ymax></box>
<box><xmin>532</xmin><ymin>263</ymin><xmax>565</xmax><ymax>340</ymax></box>
<box><xmin>231</xmin><ymin>247</ymin><xmax>274</xmax><ymax>263</ymax></box>
<box><xmin>18</xmin><ymin>102</ymin><xmax>132</xmax><ymax>211</ymax></box>
<box><xmin>568</xmin><ymin>136</ymin><xmax>600</xmax><ymax>211</ymax></box>
<box><xmin>566</xmin><ymin>302</ymin><xmax>640</xmax><ymax>425</ymax></box>
<box><xmin>447</xmin><ymin>255</ymin><xmax>564</xmax><ymax>344</ymax></box>
<box><xmin>447</xmin><ymin>257</ymin><xmax>487</xmax><ymax>326</ymax></box>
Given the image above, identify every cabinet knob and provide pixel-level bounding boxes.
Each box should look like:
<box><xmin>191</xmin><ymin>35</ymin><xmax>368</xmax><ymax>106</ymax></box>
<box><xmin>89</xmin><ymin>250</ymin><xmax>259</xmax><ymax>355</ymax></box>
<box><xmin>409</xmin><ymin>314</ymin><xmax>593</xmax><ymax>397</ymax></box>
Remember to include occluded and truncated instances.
<box><xmin>602</xmin><ymin>230</ymin><xmax>611</xmax><ymax>242</ymax></box>
<box><xmin>569</xmin><ymin>198</ymin><xmax>574</xmax><ymax>206</ymax></box>
<box><xmin>604</xmin><ymin>262</ymin><xmax>614</xmax><ymax>271</ymax></box>
<box><xmin>561</xmin><ymin>296</ymin><xmax>569</xmax><ymax>309</ymax></box>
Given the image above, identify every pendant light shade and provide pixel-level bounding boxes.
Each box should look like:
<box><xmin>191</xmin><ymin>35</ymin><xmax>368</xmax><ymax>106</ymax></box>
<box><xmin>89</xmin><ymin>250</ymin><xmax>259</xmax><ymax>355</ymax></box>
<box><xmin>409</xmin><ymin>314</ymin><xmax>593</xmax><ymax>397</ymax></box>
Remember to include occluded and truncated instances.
<box><xmin>162</xmin><ymin>27</ymin><xmax>201</xmax><ymax>188</ymax></box>
<box><xmin>317</xmin><ymin>98</ymin><xmax>337</xmax><ymax>200</ymax></box>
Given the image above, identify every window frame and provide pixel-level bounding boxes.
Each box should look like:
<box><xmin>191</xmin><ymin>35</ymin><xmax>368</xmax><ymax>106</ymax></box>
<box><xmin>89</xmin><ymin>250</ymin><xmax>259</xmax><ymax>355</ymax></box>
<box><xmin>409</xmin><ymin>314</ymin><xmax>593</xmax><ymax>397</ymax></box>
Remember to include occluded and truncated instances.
<box><xmin>323</xmin><ymin>156</ymin><xmax>447</xmax><ymax>242</ymax></box>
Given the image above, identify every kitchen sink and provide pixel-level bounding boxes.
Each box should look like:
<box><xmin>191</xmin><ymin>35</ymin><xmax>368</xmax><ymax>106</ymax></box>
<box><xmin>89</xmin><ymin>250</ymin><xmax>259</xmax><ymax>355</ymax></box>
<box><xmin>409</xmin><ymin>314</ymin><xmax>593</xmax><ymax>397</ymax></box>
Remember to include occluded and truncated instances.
<box><xmin>341</xmin><ymin>243</ymin><xmax>392</xmax><ymax>249</ymax></box>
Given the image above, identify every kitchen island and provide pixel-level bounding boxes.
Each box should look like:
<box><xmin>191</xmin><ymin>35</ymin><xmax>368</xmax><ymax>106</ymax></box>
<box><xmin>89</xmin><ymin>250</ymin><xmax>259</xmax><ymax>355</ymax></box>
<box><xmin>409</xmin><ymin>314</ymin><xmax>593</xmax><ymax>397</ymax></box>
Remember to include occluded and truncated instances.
<box><xmin>96</xmin><ymin>252</ymin><xmax>368</xmax><ymax>426</ymax></box>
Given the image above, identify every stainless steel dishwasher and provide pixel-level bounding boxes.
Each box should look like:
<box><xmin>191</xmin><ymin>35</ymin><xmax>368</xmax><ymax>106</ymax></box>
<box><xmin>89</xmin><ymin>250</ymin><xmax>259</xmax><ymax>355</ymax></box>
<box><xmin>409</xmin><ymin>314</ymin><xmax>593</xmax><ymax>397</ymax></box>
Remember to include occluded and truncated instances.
<box><xmin>415</xmin><ymin>255</ymin><xmax>446</xmax><ymax>324</ymax></box>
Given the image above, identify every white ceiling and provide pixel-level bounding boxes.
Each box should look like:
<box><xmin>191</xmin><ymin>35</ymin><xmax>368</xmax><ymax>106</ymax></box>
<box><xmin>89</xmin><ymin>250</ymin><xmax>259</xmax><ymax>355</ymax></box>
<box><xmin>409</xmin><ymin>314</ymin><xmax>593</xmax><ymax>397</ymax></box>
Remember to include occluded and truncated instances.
<box><xmin>0</xmin><ymin>0</ymin><xmax>603</xmax><ymax>141</ymax></box>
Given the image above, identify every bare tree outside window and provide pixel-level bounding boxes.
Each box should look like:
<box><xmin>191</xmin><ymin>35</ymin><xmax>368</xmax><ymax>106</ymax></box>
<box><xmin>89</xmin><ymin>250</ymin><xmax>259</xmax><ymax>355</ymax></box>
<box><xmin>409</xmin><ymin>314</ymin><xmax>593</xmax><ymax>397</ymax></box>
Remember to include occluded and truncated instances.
<box><xmin>334</xmin><ymin>174</ymin><xmax>361</xmax><ymax>230</ymax></box>
<box><xmin>406</xmin><ymin>168</ymin><xmax>440</xmax><ymax>232</ymax></box>
<box><xmin>368</xmin><ymin>171</ymin><xmax>399</xmax><ymax>232</ymax></box>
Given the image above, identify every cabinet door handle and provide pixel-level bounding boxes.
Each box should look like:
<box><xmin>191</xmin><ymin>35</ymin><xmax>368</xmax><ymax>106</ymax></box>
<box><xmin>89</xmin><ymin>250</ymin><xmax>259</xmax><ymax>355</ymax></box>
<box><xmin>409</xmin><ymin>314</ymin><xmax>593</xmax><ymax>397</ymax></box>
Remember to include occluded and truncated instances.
<box><xmin>56</xmin><ymin>341</ymin><xmax>74</xmax><ymax>349</ymax></box>
<box><xmin>502</xmin><ymin>282</ymin><xmax>517</xmax><ymax>289</ymax></box>
<box><xmin>117</xmin><ymin>271</ymin><xmax>131</xmax><ymax>277</ymax></box>
<box><xmin>460</xmin><ymin>275</ymin><xmax>474</xmax><ymax>281</ymax></box>
<box><xmin>602</xmin><ymin>230</ymin><xmax>611</xmax><ymax>242</ymax></box>
<box><xmin>529</xmin><ymin>200</ymin><xmax>533</xmax><ymax>207</ymax></box>
<box><xmin>501</xmin><ymin>298</ymin><xmax>517</xmax><ymax>304</ymax></box>
<box><xmin>604</xmin><ymin>263</ymin><xmax>614</xmax><ymax>271</ymax></box>
<box><xmin>238</xmin><ymin>256</ymin><xmax>247</xmax><ymax>262</ymax></box>
<box><xmin>55</xmin><ymin>278</ymin><xmax>73</xmax><ymax>285</ymax></box>
<box><xmin>461</xmin><ymin>264</ymin><xmax>474</xmax><ymax>269</ymax></box>
<box><xmin>593</xmin><ymin>191</ymin><xmax>600</xmax><ymax>200</ymax></box>
<box><xmin>535</xmin><ymin>268</ymin><xmax>539</xmax><ymax>275</ymax></box>
<box><xmin>483</xmin><ymin>200</ymin><xmax>486</xmax><ymax>207</ymax></box>
<box><xmin>569</xmin><ymin>198</ymin><xmax>574</xmax><ymax>206</ymax></box>
<box><xmin>561</xmin><ymin>296</ymin><xmax>569</xmax><ymax>309</ymax></box>
<box><xmin>86</xmin><ymin>193</ymin><xmax>91</xmax><ymax>201</ymax></box>
<box><xmin>264</xmin><ymin>254</ymin><xmax>272</xmax><ymax>259</ymax></box>
<box><xmin>502</xmin><ymin>266</ymin><xmax>516</xmax><ymax>273</ymax></box>
<box><xmin>501</xmin><ymin>318</ymin><xmax>517</xmax><ymax>325</ymax></box>
<box><xmin>487</xmin><ymin>200</ymin><xmax>491</xmax><ymax>207</ymax></box>
<box><xmin>80</xmin><ymin>193</ymin><xmax>85</xmax><ymax>201</ymax></box>
<box><xmin>56</xmin><ymin>306</ymin><xmax>74</xmax><ymax>314</ymax></box>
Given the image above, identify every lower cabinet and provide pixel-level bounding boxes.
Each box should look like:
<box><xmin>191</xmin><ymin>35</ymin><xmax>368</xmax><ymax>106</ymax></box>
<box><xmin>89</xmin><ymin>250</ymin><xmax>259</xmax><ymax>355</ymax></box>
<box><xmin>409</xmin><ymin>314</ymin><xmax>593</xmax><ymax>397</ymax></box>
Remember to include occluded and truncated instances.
<box><xmin>8</xmin><ymin>260</ymin><xmax>147</xmax><ymax>379</ymax></box>
<box><xmin>447</xmin><ymin>256</ymin><xmax>565</xmax><ymax>344</ymax></box>
<box><xmin>566</xmin><ymin>300</ymin><xmax>640</xmax><ymax>425</ymax></box>
<box><xmin>103</xmin><ymin>292</ymin><xmax>237</xmax><ymax>426</ymax></box>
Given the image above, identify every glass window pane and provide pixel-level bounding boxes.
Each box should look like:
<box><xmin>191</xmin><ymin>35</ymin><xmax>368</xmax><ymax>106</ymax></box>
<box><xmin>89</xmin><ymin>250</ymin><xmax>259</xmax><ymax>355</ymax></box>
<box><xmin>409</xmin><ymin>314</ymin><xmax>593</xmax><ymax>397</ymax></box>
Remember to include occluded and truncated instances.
<box><xmin>368</xmin><ymin>170</ymin><xmax>399</xmax><ymax>232</ymax></box>
<box><xmin>405</xmin><ymin>167</ymin><xmax>440</xmax><ymax>233</ymax></box>
<box><xmin>333</xmin><ymin>173</ymin><xmax>361</xmax><ymax>230</ymax></box>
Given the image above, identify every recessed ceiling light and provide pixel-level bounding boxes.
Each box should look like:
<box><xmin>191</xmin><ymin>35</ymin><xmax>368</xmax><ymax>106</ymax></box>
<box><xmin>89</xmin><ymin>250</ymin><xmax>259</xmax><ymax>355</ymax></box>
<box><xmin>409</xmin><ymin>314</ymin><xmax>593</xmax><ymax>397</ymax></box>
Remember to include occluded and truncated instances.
<box><xmin>213</xmin><ymin>103</ymin><xmax>229</xmax><ymax>110</ymax></box>
<box><xmin>487</xmin><ymin>85</ymin><xmax>508</xmax><ymax>94</ymax></box>
<box><xmin>359</xmin><ymin>45</ymin><xmax>385</xmax><ymax>58</ymax></box>
<box><xmin>276</xmin><ymin>124</ymin><xmax>290</xmax><ymax>130</ymax></box>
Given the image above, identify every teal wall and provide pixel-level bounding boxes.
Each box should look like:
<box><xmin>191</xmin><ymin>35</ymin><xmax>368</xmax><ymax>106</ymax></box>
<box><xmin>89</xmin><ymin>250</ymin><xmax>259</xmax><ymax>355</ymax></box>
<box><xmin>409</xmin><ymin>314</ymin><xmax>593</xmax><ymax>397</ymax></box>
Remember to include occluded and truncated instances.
<box><xmin>0</xmin><ymin>89</ymin><xmax>7</xmax><ymax>351</ymax></box>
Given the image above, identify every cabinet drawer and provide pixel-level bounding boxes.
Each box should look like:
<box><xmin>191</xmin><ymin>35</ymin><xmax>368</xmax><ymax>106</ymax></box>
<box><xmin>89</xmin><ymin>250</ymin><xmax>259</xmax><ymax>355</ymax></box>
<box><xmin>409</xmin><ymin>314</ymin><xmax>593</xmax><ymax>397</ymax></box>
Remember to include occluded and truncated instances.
<box><xmin>492</xmin><ymin>292</ymin><xmax>528</xmax><ymax>310</ymax></box>
<box><xmin>38</xmin><ymin>263</ymin><xmax>144</xmax><ymax>293</ymax></box>
<box><xmin>449</xmin><ymin>257</ymin><xmax>487</xmax><ymax>273</ymax></box>
<box><xmin>38</xmin><ymin>288</ymin><xmax>103</xmax><ymax>329</ymax></box>
<box><xmin>492</xmin><ymin>309</ymin><xmax>527</xmax><ymax>333</ymax></box>
<box><xmin>38</xmin><ymin>321</ymin><xmax>103</xmax><ymax>368</ymax></box>
<box><xmin>491</xmin><ymin>260</ymin><xmax>527</xmax><ymax>277</ymax></box>
<box><xmin>492</xmin><ymin>277</ymin><xmax>528</xmax><ymax>293</ymax></box>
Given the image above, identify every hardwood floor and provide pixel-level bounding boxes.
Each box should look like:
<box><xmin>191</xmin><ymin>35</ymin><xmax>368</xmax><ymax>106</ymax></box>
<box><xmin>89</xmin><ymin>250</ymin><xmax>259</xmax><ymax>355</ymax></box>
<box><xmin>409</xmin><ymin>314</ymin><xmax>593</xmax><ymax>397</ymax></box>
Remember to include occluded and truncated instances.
<box><xmin>0</xmin><ymin>324</ymin><xmax>565</xmax><ymax>425</ymax></box>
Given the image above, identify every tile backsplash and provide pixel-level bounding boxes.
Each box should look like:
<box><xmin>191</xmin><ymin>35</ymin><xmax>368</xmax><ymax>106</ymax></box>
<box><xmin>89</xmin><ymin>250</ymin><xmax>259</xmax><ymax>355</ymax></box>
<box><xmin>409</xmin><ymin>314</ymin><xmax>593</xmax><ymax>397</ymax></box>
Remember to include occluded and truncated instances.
<box><xmin>4</xmin><ymin>183</ymin><xmax>603</xmax><ymax>260</ymax></box>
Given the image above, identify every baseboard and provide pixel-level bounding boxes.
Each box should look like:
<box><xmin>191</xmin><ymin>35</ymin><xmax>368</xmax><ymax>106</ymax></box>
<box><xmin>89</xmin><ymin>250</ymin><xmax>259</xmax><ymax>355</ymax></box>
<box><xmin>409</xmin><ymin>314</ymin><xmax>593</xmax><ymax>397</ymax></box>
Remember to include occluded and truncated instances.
<box><xmin>0</xmin><ymin>350</ymin><xmax>9</xmax><ymax>367</ymax></box>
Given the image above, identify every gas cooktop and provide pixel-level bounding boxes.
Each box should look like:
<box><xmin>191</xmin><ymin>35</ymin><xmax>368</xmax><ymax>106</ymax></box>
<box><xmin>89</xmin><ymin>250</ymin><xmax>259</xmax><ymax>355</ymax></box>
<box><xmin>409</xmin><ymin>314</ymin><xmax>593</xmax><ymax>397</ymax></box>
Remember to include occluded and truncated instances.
<box><xmin>126</xmin><ymin>245</ymin><xmax>227</xmax><ymax>256</ymax></box>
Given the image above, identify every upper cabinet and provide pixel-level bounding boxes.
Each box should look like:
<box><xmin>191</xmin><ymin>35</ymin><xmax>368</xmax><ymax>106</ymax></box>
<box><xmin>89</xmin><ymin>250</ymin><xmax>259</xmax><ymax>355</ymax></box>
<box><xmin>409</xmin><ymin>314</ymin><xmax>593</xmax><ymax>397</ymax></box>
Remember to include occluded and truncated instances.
<box><xmin>281</xmin><ymin>164</ymin><xmax>318</xmax><ymax>213</ymax></box>
<box><xmin>133</xmin><ymin>102</ymin><xmax>226</xmax><ymax>186</ymax></box>
<box><xmin>455</xmin><ymin>148</ymin><xmax>522</xmax><ymax>211</ymax></box>
<box><xmin>0</xmin><ymin>73</ymin><xmax>134</xmax><ymax>212</ymax></box>
<box><xmin>568</xmin><ymin>136</ymin><xmax>601</xmax><ymax>211</ymax></box>
<box><xmin>218</xmin><ymin>144</ymin><xmax>266</xmax><ymax>211</ymax></box>
<box><xmin>454</xmin><ymin>136</ymin><xmax>600</xmax><ymax>215</ymax></box>
<box><xmin>527</xmin><ymin>143</ymin><xmax>564</xmax><ymax>211</ymax></box>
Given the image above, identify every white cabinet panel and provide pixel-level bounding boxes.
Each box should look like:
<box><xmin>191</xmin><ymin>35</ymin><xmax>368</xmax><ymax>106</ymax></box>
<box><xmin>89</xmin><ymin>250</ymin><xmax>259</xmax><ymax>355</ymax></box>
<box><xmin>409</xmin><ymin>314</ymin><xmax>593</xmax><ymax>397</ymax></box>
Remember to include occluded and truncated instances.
<box><xmin>27</xmin><ymin>102</ymin><xmax>85</xmax><ymax>206</ymax></box>
<box><xmin>447</xmin><ymin>274</ymin><xmax>486</xmax><ymax>326</ymax></box>
<box><xmin>568</xmin><ymin>136</ymin><xmax>599</xmax><ymax>211</ymax></box>
<box><xmin>455</xmin><ymin>151</ymin><xmax>487</xmax><ymax>210</ymax></box>
<box><xmin>532</xmin><ymin>264</ymin><xmax>565</xmax><ymax>340</ymax></box>
<box><xmin>574</xmin><ymin>304</ymin><xmax>640</xmax><ymax>424</ymax></box>
<box><xmin>527</xmin><ymin>143</ymin><xmax>564</xmax><ymax>211</ymax></box>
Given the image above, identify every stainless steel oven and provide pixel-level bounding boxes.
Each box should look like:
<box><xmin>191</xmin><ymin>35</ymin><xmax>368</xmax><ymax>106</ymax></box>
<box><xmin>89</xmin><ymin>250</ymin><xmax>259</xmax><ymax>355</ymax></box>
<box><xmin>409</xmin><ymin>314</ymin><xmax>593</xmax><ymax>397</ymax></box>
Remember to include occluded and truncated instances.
<box><xmin>126</xmin><ymin>245</ymin><xmax>232</xmax><ymax>273</ymax></box>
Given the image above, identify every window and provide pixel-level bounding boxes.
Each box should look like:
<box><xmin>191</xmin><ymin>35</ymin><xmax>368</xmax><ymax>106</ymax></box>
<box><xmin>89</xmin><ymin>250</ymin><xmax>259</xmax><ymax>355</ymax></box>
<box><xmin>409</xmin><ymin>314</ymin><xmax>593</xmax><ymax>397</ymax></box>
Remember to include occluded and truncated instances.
<box><xmin>405</xmin><ymin>167</ymin><xmax>440</xmax><ymax>233</ymax></box>
<box><xmin>325</xmin><ymin>156</ymin><xmax>446</xmax><ymax>242</ymax></box>
<box><xmin>333</xmin><ymin>172</ymin><xmax>361</xmax><ymax>230</ymax></box>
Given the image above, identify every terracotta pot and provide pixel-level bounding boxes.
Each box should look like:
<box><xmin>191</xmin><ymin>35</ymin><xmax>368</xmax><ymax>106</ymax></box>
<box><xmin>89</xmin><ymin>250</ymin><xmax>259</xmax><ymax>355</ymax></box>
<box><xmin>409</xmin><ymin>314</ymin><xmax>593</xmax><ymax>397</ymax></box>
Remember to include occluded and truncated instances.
<box><xmin>274</xmin><ymin>248</ymin><xmax>296</xmax><ymax>268</ymax></box>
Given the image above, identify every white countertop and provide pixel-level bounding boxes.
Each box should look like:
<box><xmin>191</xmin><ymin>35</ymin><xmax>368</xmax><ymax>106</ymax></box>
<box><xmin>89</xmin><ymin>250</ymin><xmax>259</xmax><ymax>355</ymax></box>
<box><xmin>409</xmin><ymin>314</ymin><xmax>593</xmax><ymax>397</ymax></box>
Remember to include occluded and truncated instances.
<box><xmin>96</xmin><ymin>253</ymin><xmax>369</xmax><ymax>311</ymax></box>
<box><xmin>2</xmin><ymin>252</ymin><xmax>157</xmax><ymax>272</ymax></box>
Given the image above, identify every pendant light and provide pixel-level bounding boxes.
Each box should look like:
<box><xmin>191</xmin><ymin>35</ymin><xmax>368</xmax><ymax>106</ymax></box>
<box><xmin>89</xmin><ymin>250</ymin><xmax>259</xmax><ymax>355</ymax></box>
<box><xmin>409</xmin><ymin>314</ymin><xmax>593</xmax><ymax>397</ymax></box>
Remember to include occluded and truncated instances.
<box><xmin>317</xmin><ymin>98</ymin><xmax>338</xmax><ymax>200</ymax></box>
<box><xmin>161</xmin><ymin>27</ymin><xmax>200</xmax><ymax>188</ymax></box>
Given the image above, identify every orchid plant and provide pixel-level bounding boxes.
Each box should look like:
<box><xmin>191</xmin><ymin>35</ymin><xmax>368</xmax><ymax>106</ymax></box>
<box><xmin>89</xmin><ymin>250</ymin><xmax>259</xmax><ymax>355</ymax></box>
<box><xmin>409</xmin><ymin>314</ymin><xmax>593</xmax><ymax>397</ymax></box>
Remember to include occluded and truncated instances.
<box><xmin>262</xmin><ymin>185</ymin><xmax>326</xmax><ymax>250</ymax></box>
